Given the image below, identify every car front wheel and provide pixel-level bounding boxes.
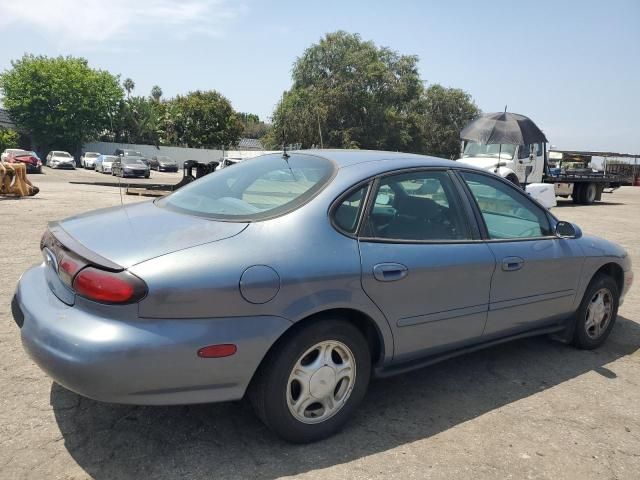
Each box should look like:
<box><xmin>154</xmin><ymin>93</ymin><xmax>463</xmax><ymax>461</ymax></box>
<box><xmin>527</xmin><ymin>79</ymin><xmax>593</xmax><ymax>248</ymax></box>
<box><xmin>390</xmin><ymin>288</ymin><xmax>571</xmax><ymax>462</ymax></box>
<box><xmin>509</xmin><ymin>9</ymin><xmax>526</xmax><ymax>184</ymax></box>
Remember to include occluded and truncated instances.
<box><xmin>573</xmin><ymin>274</ymin><xmax>619</xmax><ymax>349</ymax></box>
<box><xmin>249</xmin><ymin>318</ymin><xmax>371</xmax><ymax>443</ymax></box>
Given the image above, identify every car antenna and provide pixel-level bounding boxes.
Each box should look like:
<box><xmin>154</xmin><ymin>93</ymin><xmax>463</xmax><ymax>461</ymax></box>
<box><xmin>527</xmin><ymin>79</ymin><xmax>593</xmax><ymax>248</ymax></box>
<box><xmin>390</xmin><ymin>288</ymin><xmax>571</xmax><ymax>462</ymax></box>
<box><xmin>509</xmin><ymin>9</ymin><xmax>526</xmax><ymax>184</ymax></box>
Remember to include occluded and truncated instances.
<box><xmin>280</xmin><ymin>91</ymin><xmax>290</xmax><ymax>160</ymax></box>
<box><xmin>278</xmin><ymin>91</ymin><xmax>297</xmax><ymax>180</ymax></box>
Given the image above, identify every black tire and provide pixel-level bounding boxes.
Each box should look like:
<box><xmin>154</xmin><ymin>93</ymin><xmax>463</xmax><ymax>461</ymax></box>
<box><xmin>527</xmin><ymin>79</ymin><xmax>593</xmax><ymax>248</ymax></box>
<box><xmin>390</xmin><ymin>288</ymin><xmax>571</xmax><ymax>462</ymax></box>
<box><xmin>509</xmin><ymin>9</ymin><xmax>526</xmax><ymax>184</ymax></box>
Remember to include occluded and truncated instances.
<box><xmin>572</xmin><ymin>184</ymin><xmax>582</xmax><ymax>203</ymax></box>
<box><xmin>580</xmin><ymin>183</ymin><xmax>597</xmax><ymax>205</ymax></box>
<box><xmin>249</xmin><ymin>318</ymin><xmax>371</xmax><ymax>443</ymax></box>
<box><xmin>572</xmin><ymin>274</ymin><xmax>619</xmax><ymax>349</ymax></box>
<box><xmin>506</xmin><ymin>174</ymin><xmax>520</xmax><ymax>186</ymax></box>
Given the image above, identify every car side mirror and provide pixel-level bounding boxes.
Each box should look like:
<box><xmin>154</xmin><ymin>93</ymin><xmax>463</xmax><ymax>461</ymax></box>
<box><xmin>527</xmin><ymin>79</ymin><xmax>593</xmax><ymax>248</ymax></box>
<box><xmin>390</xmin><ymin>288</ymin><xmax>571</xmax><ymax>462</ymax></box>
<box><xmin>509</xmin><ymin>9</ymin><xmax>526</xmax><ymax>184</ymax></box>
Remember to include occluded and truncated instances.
<box><xmin>555</xmin><ymin>221</ymin><xmax>581</xmax><ymax>239</ymax></box>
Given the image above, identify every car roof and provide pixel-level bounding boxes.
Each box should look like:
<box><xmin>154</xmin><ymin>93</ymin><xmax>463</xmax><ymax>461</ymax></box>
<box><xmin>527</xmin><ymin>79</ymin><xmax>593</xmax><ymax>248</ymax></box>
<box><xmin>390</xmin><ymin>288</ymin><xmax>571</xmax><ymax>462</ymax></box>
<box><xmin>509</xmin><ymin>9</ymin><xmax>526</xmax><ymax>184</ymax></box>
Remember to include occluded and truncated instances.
<box><xmin>285</xmin><ymin>149</ymin><xmax>458</xmax><ymax>169</ymax></box>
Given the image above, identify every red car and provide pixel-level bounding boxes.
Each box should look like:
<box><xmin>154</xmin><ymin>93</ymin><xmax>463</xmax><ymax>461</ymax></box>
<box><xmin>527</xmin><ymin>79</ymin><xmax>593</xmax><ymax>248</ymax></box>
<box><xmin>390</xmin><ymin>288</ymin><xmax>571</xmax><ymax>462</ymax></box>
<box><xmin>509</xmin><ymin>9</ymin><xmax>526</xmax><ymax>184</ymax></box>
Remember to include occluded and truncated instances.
<box><xmin>8</xmin><ymin>150</ymin><xmax>42</xmax><ymax>174</ymax></box>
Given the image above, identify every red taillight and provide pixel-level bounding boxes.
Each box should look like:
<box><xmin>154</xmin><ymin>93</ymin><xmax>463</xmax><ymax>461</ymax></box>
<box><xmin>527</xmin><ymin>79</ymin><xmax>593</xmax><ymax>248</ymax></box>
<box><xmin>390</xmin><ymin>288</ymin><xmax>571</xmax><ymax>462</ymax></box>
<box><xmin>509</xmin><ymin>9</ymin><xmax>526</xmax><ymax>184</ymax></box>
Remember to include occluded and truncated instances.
<box><xmin>197</xmin><ymin>344</ymin><xmax>237</xmax><ymax>358</ymax></box>
<box><xmin>73</xmin><ymin>267</ymin><xmax>146</xmax><ymax>304</ymax></box>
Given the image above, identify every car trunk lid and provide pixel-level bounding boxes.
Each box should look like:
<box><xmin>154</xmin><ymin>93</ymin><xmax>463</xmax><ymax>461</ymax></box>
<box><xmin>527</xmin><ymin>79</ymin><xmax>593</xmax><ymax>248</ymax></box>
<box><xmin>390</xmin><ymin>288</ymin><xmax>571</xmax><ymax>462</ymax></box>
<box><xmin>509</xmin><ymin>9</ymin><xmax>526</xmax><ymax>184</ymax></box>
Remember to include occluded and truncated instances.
<box><xmin>51</xmin><ymin>201</ymin><xmax>248</xmax><ymax>269</ymax></box>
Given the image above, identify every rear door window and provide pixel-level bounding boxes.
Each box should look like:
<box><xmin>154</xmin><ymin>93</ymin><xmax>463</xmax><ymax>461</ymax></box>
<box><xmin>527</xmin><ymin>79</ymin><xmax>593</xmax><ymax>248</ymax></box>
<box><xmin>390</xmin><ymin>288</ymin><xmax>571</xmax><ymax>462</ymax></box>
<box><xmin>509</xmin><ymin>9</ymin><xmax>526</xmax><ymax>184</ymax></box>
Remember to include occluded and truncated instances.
<box><xmin>363</xmin><ymin>170</ymin><xmax>471</xmax><ymax>241</ymax></box>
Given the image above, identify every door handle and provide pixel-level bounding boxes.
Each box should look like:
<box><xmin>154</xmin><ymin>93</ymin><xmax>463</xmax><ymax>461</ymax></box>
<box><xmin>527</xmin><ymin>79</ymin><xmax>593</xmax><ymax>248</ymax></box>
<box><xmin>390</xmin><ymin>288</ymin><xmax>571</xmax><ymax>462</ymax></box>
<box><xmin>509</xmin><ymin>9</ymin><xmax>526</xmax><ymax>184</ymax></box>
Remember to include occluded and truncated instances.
<box><xmin>502</xmin><ymin>256</ymin><xmax>525</xmax><ymax>272</ymax></box>
<box><xmin>373</xmin><ymin>263</ymin><xmax>408</xmax><ymax>282</ymax></box>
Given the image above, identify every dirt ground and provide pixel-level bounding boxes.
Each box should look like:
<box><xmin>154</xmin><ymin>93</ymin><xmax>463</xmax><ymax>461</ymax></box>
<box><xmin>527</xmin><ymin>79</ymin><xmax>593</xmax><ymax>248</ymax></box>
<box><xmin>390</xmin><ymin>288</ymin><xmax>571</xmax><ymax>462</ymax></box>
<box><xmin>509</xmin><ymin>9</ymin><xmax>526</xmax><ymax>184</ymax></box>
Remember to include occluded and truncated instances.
<box><xmin>1</xmin><ymin>168</ymin><xmax>639</xmax><ymax>480</ymax></box>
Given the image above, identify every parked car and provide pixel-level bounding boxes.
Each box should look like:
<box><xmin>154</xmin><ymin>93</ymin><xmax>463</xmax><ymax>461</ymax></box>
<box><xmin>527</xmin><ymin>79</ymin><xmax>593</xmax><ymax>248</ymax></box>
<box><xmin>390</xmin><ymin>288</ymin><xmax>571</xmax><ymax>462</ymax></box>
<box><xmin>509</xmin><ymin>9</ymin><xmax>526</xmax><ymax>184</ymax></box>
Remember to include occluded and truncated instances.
<box><xmin>46</xmin><ymin>151</ymin><xmax>75</xmax><ymax>169</ymax></box>
<box><xmin>148</xmin><ymin>155</ymin><xmax>178</xmax><ymax>172</ymax></box>
<box><xmin>12</xmin><ymin>151</ymin><xmax>633</xmax><ymax>443</ymax></box>
<box><xmin>114</xmin><ymin>148</ymin><xmax>149</xmax><ymax>165</ymax></box>
<box><xmin>80</xmin><ymin>152</ymin><xmax>100</xmax><ymax>169</ymax></box>
<box><xmin>95</xmin><ymin>155</ymin><xmax>117</xmax><ymax>174</ymax></box>
<box><xmin>11</xmin><ymin>150</ymin><xmax>43</xmax><ymax>173</ymax></box>
<box><xmin>112</xmin><ymin>156</ymin><xmax>150</xmax><ymax>178</ymax></box>
<box><xmin>1</xmin><ymin>148</ymin><xmax>26</xmax><ymax>162</ymax></box>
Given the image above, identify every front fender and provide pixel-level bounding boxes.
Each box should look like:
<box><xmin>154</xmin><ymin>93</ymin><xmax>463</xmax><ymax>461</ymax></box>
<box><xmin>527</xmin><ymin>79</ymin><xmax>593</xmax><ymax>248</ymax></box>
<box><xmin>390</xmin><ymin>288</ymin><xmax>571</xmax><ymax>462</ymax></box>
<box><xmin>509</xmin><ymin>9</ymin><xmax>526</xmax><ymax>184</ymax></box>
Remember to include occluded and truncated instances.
<box><xmin>496</xmin><ymin>166</ymin><xmax>518</xmax><ymax>180</ymax></box>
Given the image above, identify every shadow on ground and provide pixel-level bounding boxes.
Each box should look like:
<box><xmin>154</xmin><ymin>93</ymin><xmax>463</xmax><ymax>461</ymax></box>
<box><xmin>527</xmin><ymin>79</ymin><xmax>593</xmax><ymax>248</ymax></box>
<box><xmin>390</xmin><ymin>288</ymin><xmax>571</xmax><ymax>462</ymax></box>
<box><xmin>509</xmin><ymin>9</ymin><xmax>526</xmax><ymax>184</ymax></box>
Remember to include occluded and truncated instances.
<box><xmin>51</xmin><ymin>316</ymin><xmax>640</xmax><ymax>480</ymax></box>
<box><xmin>555</xmin><ymin>200</ymin><xmax>625</xmax><ymax>208</ymax></box>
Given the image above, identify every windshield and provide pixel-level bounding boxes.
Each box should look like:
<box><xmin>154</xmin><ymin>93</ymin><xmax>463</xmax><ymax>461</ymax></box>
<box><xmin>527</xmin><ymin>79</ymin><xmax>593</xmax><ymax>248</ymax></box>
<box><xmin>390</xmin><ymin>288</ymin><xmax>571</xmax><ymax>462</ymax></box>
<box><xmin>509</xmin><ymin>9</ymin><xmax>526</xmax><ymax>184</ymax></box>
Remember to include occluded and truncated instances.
<box><xmin>158</xmin><ymin>156</ymin><xmax>173</xmax><ymax>162</ymax></box>
<box><xmin>85</xmin><ymin>153</ymin><xmax>99</xmax><ymax>158</ymax></box>
<box><xmin>159</xmin><ymin>153</ymin><xmax>335</xmax><ymax>221</ymax></box>
<box><xmin>463</xmin><ymin>142</ymin><xmax>516</xmax><ymax>160</ymax></box>
<box><xmin>123</xmin><ymin>158</ymin><xmax>146</xmax><ymax>165</ymax></box>
<box><xmin>102</xmin><ymin>156</ymin><xmax>117</xmax><ymax>163</ymax></box>
<box><xmin>54</xmin><ymin>152</ymin><xmax>72</xmax><ymax>158</ymax></box>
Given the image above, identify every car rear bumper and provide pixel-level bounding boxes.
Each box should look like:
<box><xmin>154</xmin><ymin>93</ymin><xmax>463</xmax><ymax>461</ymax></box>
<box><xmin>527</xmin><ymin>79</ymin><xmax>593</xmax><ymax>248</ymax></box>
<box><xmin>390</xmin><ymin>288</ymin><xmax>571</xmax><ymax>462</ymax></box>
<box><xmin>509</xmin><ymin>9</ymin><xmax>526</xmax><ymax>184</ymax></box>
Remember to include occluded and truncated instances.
<box><xmin>23</xmin><ymin>163</ymin><xmax>41</xmax><ymax>173</ymax></box>
<box><xmin>14</xmin><ymin>264</ymin><xmax>291</xmax><ymax>405</ymax></box>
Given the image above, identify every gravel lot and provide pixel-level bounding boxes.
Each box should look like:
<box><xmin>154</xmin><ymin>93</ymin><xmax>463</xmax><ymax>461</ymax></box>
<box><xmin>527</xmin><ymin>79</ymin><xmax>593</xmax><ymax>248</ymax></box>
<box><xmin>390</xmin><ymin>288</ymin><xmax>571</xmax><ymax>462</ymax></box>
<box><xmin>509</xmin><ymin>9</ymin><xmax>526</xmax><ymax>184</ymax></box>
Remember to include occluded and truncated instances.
<box><xmin>1</xmin><ymin>168</ymin><xmax>639</xmax><ymax>480</ymax></box>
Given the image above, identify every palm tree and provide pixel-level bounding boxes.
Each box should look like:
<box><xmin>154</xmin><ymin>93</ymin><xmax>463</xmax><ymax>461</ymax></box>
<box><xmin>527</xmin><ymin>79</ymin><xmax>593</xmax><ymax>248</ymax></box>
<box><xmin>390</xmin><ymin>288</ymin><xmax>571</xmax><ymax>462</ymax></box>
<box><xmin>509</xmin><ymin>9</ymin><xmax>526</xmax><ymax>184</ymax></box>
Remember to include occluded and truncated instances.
<box><xmin>123</xmin><ymin>78</ymin><xmax>135</xmax><ymax>99</ymax></box>
<box><xmin>150</xmin><ymin>85</ymin><xmax>162</xmax><ymax>102</ymax></box>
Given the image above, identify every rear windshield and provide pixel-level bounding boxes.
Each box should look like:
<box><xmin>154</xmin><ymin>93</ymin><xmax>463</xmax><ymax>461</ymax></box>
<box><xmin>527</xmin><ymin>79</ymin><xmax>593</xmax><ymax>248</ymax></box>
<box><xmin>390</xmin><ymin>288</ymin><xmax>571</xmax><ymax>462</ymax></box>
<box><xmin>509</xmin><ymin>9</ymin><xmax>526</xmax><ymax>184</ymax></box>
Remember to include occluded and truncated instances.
<box><xmin>158</xmin><ymin>153</ymin><xmax>335</xmax><ymax>221</ymax></box>
<box><xmin>123</xmin><ymin>158</ymin><xmax>146</xmax><ymax>165</ymax></box>
<box><xmin>85</xmin><ymin>153</ymin><xmax>99</xmax><ymax>158</ymax></box>
<box><xmin>124</xmin><ymin>150</ymin><xmax>143</xmax><ymax>156</ymax></box>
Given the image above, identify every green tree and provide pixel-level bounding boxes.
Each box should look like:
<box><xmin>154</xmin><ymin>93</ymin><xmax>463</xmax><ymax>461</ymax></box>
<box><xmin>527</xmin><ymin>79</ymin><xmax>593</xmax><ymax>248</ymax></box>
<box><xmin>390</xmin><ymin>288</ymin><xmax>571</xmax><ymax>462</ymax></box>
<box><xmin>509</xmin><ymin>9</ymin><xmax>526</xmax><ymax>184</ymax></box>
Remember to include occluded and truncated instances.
<box><xmin>420</xmin><ymin>84</ymin><xmax>480</xmax><ymax>159</ymax></box>
<box><xmin>0</xmin><ymin>55</ymin><xmax>123</xmax><ymax>155</ymax></box>
<box><xmin>123</xmin><ymin>78</ymin><xmax>135</xmax><ymax>99</ymax></box>
<box><xmin>267</xmin><ymin>31</ymin><xmax>425</xmax><ymax>151</ymax></box>
<box><xmin>0</xmin><ymin>127</ymin><xmax>19</xmax><ymax>152</ymax></box>
<box><xmin>238</xmin><ymin>112</ymin><xmax>270</xmax><ymax>139</ymax></box>
<box><xmin>169</xmin><ymin>90</ymin><xmax>243</xmax><ymax>148</ymax></box>
<box><xmin>126</xmin><ymin>96</ymin><xmax>162</xmax><ymax>145</ymax></box>
<box><xmin>150</xmin><ymin>85</ymin><xmax>162</xmax><ymax>102</ymax></box>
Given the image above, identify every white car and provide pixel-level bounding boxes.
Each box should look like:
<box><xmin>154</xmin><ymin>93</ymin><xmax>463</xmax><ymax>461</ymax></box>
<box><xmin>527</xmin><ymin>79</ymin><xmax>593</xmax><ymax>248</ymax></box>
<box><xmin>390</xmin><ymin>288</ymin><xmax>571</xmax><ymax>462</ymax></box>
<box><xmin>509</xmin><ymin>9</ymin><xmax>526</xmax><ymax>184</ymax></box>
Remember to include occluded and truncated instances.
<box><xmin>46</xmin><ymin>151</ymin><xmax>76</xmax><ymax>169</ymax></box>
<box><xmin>80</xmin><ymin>152</ymin><xmax>100</xmax><ymax>169</ymax></box>
<box><xmin>95</xmin><ymin>154</ymin><xmax>117</xmax><ymax>174</ymax></box>
<box><xmin>1</xmin><ymin>148</ymin><xmax>26</xmax><ymax>162</ymax></box>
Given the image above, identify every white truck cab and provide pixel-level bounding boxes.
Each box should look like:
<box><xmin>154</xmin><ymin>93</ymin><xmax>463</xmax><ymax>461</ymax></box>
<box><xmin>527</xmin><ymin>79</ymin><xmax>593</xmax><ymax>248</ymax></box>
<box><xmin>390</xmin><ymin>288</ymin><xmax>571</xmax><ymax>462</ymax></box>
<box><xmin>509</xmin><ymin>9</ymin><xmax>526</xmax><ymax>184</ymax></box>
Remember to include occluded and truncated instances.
<box><xmin>459</xmin><ymin>141</ymin><xmax>545</xmax><ymax>185</ymax></box>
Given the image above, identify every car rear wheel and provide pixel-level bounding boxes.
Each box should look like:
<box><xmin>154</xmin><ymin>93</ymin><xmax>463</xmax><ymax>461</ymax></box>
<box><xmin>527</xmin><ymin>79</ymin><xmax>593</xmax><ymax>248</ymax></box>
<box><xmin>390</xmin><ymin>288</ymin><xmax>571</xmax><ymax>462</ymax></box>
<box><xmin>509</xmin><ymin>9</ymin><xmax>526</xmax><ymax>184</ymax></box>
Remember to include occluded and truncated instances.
<box><xmin>249</xmin><ymin>318</ymin><xmax>370</xmax><ymax>443</ymax></box>
<box><xmin>572</xmin><ymin>274</ymin><xmax>619</xmax><ymax>349</ymax></box>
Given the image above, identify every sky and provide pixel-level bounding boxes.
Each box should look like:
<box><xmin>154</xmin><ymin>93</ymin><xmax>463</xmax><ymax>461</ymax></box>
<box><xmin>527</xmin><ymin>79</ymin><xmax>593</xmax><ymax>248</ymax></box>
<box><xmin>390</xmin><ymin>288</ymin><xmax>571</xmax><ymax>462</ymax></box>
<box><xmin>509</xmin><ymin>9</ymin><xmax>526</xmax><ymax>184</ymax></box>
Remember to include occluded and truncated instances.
<box><xmin>0</xmin><ymin>0</ymin><xmax>638</xmax><ymax>153</ymax></box>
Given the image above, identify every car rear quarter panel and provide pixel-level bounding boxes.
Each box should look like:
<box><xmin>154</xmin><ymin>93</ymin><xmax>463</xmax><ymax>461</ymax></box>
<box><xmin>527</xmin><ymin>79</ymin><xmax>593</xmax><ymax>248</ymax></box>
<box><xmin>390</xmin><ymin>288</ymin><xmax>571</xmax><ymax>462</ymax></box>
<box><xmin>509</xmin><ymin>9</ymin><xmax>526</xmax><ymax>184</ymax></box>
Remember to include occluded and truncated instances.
<box><xmin>129</xmin><ymin>169</ymin><xmax>396</xmax><ymax>363</ymax></box>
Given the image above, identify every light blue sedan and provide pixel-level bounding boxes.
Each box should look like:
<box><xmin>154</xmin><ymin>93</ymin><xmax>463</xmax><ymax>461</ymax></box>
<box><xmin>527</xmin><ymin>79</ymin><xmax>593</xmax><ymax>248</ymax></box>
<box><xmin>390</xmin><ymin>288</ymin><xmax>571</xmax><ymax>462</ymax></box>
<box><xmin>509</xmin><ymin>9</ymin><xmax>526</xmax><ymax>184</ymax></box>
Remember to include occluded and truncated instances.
<box><xmin>12</xmin><ymin>150</ymin><xmax>633</xmax><ymax>443</ymax></box>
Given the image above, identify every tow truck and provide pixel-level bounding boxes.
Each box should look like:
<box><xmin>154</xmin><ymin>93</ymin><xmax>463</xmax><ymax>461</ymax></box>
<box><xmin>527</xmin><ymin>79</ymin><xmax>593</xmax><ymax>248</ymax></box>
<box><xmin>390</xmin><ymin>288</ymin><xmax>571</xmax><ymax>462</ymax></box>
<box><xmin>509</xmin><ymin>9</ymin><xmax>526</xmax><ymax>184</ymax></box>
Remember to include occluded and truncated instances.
<box><xmin>459</xmin><ymin>137</ymin><xmax>635</xmax><ymax>205</ymax></box>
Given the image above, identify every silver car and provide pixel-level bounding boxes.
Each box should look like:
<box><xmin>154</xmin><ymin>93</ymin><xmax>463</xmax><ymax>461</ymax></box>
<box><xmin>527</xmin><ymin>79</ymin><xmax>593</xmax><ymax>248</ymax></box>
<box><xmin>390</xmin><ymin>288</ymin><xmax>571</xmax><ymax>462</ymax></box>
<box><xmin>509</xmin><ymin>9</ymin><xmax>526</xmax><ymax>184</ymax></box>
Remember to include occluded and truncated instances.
<box><xmin>81</xmin><ymin>152</ymin><xmax>100</xmax><ymax>169</ymax></box>
<box><xmin>95</xmin><ymin>155</ymin><xmax>117</xmax><ymax>174</ymax></box>
<box><xmin>46</xmin><ymin>150</ymin><xmax>75</xmax><ymax>169</ymax></box>
<box><xmin>12</xmin><ymin>150</ymin><xmax>633</xmax><ymax>443</ymax></box>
